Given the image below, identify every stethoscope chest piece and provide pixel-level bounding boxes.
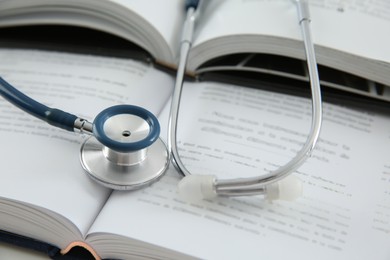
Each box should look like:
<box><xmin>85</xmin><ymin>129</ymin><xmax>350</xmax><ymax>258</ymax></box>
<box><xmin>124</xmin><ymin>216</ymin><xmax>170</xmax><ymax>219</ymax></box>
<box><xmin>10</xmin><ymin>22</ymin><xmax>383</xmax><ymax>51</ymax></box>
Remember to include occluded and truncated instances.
<box><xmin>80</xmin><ymin>105</ymin><xmax>169</xmax><ymax>190</ymax></box>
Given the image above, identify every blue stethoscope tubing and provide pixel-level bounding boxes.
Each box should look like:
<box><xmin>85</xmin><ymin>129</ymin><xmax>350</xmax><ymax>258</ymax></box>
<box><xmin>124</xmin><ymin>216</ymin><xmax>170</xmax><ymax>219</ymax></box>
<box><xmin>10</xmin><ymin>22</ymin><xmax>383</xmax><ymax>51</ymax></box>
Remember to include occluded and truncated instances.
<box><xmin>169</xmin><ymin>0</ymin><xmax>323</xmax><ymax>201</ymax></box>
<box><xmin>0</xmin><ymin>76</ymin><xmax>78</xmax><ymax>132</ymax></box>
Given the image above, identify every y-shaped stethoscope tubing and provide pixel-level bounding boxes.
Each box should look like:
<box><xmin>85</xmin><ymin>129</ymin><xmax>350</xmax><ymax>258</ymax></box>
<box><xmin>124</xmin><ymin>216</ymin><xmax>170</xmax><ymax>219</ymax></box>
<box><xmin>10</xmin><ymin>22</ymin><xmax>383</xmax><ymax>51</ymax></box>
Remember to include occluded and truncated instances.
<box><xmin>169</xmin><ymin>0</ymin><xmax>322</xmax><ymax>200</ymax></box>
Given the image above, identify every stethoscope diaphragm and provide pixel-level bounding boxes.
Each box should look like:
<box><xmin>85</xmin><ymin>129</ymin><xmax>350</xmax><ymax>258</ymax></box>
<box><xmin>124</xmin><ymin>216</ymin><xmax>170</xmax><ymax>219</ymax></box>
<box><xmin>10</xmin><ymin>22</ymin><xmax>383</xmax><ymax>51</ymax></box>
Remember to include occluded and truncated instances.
<box><xmin>80</xmin><ymin>105</ymin><xmax>169</xmax><ymax>190</ymax></box>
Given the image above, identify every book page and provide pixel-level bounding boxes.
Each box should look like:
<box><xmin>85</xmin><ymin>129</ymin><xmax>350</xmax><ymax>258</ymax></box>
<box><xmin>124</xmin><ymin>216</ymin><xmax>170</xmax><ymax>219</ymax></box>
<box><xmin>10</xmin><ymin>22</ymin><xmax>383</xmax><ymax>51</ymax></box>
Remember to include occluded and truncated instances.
<box><xmin>111</xmin><ymin>0</ymin><xmax>185</xmax><ymax>61</ymax></box>
<box><xmin>0</xmin><ymin>0</ymin><xmax>185</xmax><ymax>63</ymax></box>
<box><xmin>0</xmin><ymin>48</ymin><xmax>173</xmax><ymax>248</ymax></box>
<box><xmin>189</xmin><ymin>0</ymin><xmax>390</xmax><ymax>68</ymax></box>
<box><xmin>88</xmin><ymin>81</ymin><xmax>390</xmax><ymax>260</ymax></box>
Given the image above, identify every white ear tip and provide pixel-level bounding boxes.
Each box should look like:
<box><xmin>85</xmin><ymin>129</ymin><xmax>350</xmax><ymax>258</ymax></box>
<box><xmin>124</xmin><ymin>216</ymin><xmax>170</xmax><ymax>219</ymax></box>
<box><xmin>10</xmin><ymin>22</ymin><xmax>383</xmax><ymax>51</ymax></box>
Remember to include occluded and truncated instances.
<box><xmin>178</xmin><ymin>175</ymin><xmax>216</xmax><ymax>202</ymax></box>
<box><xmin>266</xmin><ymin>175</ymin><xmax>303</xmax><ymax>201</ymax></box>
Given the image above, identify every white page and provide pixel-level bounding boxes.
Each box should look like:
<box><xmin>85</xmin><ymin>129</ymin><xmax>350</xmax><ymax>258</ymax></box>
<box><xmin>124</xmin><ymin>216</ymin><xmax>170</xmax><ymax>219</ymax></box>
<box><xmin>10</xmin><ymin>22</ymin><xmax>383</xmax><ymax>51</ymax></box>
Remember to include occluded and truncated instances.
<box><xmin>0</xmin><ymin>49</ymin><xmax>173</xmax><ymax>248</ymax></box>
<box><xmin>89</xmin><ymin>81</ymin><xmax>390</xmax><ymax>260</ymax></box>
<box><xmin>190</xmin><ymin>0</ymin><xmax>390</xmax><ymax>67</ymax></box>
<box><xmin>111</xmin><ymin>0</ymin><xmax>185</xmax><ymax>61</ymax></box>
<box><xmin>0</xmin><ymin>0</ymin><xmax>185</xmax><ymax>63</ymax></box>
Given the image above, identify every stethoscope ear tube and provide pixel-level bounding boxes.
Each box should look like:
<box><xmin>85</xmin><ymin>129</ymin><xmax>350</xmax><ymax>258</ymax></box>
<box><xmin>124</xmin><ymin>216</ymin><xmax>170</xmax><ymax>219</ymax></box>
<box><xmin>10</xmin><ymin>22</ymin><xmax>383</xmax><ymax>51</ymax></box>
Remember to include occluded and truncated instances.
<box><xmin>170</xmin><ymin>0</ymin><xmax>322</xmax><ymax>202</ymax></box>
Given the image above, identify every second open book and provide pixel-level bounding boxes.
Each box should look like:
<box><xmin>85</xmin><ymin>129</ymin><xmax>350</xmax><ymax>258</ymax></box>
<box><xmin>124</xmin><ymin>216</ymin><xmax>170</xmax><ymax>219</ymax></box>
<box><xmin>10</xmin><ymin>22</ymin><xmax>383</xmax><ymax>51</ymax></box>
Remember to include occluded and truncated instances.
<box><xmin>0</xmin><ymin>47</ymin><xmax>389</xmax><ymax>259</ymax></box>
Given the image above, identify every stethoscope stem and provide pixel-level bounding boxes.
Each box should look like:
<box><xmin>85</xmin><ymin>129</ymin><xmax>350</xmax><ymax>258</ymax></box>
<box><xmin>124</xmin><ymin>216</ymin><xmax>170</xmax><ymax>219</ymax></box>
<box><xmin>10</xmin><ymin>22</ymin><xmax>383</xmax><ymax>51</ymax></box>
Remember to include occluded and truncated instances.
<box><xmin>74</xmin><ymin>118</ymin><xmax>93</xmax><ymax>135</ymax></box>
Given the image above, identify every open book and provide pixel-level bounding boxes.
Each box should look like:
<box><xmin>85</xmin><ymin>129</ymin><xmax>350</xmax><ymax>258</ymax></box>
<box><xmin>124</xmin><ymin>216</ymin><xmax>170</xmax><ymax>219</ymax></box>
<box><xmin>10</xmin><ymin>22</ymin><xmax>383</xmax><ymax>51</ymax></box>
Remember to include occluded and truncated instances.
<box><xmin>1</xmin><ymin>47</ymin><xmax>390</xmax><ymax>259</ymax></box>
<box><xmin>0</xmin><ymin>0</ymin><xmax>389</xmax><ymax>102</ymax></box>
<box><xmin>0</xmin><ymin>0</ymin><xmax>389</xmax><ymax>259</ymax></box>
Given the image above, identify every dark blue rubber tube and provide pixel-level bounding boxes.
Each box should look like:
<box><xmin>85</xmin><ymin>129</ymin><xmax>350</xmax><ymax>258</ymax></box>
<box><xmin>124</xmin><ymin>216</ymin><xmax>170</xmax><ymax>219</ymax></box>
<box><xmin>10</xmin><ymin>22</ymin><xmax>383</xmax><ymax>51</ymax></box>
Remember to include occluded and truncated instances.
<box><xmin>0</xmin><ymin>77</ymin><xmax>77</xmax><ymax>132</ymax></box>
<box><xmin>185</xmin><ymin>0</ymin><xmax>200</xmax><ymax>10</ymax></box>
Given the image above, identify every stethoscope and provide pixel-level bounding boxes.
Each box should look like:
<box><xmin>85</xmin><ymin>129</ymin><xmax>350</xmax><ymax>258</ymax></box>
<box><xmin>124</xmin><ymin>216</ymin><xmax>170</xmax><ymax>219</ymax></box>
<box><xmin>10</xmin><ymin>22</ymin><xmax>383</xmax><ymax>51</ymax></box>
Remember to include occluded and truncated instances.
<box><xmin>0</xmin><ymin>0</ymin><xmax>322</xmax><ymax>202</ymax></box>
